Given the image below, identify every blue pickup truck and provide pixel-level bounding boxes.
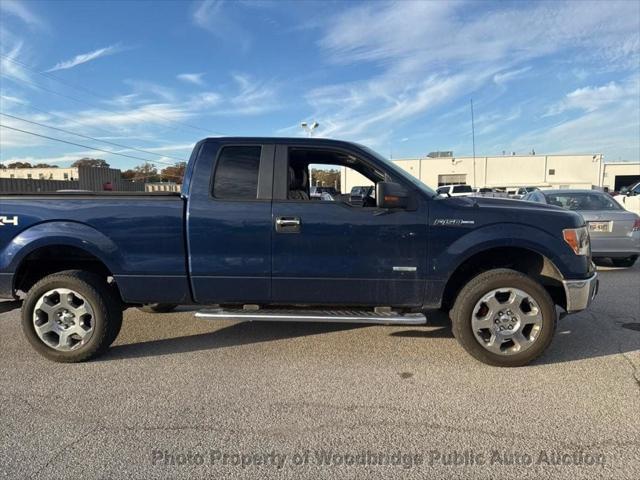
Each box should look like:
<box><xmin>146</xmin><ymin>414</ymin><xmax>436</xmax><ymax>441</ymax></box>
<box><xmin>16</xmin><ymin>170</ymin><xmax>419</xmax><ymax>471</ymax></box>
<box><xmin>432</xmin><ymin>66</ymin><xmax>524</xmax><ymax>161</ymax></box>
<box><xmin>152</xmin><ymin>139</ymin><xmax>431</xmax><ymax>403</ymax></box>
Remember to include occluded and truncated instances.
<box><xmin>0</xmin><ymin>137</ymin><xmax>598</xmax><ymax>366</ymax></box>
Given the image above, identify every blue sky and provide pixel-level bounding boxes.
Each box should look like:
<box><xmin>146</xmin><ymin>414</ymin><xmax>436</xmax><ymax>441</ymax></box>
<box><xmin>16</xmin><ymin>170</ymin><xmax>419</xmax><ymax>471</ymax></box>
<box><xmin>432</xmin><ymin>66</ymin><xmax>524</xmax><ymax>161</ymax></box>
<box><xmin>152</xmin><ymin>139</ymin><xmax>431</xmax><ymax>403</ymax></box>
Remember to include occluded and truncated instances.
<box><xmin>1</xmin><ymin>0</ymin><xmax>639</xmax><ymax>171</ymax></box>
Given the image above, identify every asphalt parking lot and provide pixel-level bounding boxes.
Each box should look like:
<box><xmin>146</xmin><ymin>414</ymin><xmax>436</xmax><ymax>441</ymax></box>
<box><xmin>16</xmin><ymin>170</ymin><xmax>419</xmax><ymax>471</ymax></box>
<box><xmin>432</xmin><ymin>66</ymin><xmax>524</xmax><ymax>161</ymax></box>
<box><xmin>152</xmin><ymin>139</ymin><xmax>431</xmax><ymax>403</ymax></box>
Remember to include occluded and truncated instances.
<box><xmin>1</xmin><ymin>261</ymin><xmax>638</xmax><ymax>479</ymax></box>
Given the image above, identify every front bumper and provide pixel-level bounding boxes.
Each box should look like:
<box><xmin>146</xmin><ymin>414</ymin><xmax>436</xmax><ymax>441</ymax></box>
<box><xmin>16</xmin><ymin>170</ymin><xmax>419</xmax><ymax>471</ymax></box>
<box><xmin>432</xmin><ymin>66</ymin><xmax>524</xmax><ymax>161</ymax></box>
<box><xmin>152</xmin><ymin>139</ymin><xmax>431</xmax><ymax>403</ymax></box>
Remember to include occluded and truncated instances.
<box><xmin>562</xmin><ymin>272</ymin><xmax>599</xmax><ymax>313</ymax></box>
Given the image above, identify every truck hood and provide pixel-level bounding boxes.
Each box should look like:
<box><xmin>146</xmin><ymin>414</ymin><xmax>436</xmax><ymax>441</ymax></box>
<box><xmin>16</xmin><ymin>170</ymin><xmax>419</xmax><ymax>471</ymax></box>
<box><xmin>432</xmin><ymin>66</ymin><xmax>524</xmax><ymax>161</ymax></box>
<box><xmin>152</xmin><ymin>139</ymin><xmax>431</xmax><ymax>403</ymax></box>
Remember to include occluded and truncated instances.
<box><xmin>433</xmin><ymin>195</ymin><xmax>585</xmax><ymax>230</ymax></box>
<box><xmin>466</xmin><ymin>196</ymin><xmax>564</xmax><ymax>211</ymax></box>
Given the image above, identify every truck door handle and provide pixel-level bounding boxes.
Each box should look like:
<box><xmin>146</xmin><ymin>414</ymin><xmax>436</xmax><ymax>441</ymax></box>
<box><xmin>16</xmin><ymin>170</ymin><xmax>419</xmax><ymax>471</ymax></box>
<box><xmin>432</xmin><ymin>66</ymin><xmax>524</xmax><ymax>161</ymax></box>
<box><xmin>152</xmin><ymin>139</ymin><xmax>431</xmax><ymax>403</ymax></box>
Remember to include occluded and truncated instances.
<box><xmin>275</xmin><ymin>216</ymin><xmax>301</xmax><ymax>233</ymax></box>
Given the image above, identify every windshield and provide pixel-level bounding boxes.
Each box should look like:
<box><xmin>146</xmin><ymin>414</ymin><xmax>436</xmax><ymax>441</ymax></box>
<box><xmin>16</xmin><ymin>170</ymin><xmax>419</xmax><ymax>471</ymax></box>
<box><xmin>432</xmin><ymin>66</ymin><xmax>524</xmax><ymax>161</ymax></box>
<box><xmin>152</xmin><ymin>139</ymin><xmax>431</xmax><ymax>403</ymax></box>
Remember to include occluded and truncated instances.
<box><xmin>358</xmin><ymin>145</ymin><xmax>437</xmax><ymax>197</ymax></box>
<box><xmin>546</xmin><ymin>192</ymin><xmax>622</xmax><ymax>211</ymax></box>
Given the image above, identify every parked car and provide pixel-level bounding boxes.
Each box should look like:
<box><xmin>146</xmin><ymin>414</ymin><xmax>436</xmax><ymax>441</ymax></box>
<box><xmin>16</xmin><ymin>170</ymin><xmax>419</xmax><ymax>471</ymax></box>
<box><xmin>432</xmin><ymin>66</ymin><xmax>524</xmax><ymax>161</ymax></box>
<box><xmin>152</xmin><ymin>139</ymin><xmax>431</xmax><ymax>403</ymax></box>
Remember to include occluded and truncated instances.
<box><xmin>472</xmin><ymin>188</ymin><xmax>509</xmax><ymax>198</ymax></box>
<box><xmin>349</xmin><ymin>185</ymin><xmax>375</xmax><ymax>207</ymax></box>
<box><xmin>523</xmin><ymin>189</ymin><xmax>640</xmax><ymax>267</ymax></box>
<box><xmin>310</xmin><ymin>186</ymin><xmax>338</xmax><ymax>200</ymax></box>
<box><xmin>1</xmin><ymin>137</ymin><xmax>598</xmax><ymax>366</ymax></box>
<box><xmin>613</xmin><ymin>181</ymin><xmax>640</xmax><ymax>216</ymax></box>
<box><xmin>436</xmin><ymin>184</ymin><xmax>474</xmax><ymax>197</ymax></box>
<box><xmin>508</xmin><ymin>187</ymin><xmax>539</xmax><ymax>199</ymax></box>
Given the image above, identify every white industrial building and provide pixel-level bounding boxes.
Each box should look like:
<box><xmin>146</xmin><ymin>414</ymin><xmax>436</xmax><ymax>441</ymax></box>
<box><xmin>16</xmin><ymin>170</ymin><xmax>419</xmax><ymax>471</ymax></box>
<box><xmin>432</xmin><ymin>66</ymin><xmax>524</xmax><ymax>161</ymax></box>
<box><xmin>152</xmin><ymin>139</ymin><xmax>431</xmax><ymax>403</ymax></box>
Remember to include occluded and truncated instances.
<box><xmin>342</xmin><ymin>153</ymin><xmax>639</xmax><ymax>192</ymax></box>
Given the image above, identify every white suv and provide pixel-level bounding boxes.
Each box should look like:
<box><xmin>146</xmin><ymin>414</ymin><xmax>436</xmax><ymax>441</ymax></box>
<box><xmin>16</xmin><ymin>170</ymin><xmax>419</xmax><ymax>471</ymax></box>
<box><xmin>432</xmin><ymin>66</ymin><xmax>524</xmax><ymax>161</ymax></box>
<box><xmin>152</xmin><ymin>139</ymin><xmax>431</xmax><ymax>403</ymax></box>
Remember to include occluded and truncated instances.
<box><xmin>436</xmin><ymin>184</ymin><xmax>474</xmax><ymax>197</ymax></box>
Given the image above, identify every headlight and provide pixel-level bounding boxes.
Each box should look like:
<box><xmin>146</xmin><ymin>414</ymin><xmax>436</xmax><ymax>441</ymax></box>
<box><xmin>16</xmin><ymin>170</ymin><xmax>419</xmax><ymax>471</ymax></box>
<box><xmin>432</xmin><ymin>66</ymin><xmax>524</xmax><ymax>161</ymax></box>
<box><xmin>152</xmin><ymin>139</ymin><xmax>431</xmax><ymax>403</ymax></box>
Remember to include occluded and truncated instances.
<box><xmin>563</xmin><ymin>226</ymin><xmax>590</xmax><ymax>256</ymax></box>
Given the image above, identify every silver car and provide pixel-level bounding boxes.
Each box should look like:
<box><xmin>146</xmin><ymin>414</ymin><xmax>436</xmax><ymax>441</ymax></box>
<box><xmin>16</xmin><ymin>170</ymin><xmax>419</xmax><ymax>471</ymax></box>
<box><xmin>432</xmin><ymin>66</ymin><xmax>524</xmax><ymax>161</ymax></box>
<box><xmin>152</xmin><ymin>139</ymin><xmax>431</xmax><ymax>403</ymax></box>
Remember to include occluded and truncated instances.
<box><xmin>523</xmin><ymin>189</ymin><xmax>640</xmax><ymax>267</ymax></box>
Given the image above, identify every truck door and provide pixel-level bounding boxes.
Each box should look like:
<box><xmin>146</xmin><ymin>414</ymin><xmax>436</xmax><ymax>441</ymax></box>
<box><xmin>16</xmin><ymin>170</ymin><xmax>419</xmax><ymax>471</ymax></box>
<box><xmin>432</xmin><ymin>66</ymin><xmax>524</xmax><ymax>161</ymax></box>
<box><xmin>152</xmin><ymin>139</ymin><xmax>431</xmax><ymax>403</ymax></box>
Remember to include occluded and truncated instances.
<box><xmin>186</xmin><ymin>141</ymin><xmax>274</xmax><ymax>304</ymax></box>
<box><xmin>270</xmin><ymin>144</ymin><xmax>428</xmax><ymax>307</ymax></box>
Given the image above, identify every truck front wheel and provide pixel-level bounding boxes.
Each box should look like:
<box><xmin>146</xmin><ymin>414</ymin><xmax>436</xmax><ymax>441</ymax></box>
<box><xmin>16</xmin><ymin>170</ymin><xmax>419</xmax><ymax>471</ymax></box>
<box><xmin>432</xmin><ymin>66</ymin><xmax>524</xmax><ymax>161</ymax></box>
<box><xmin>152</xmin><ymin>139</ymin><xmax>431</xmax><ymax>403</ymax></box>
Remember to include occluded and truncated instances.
<box><xmin>21</xmin><ymin>270</ymin><xmax>122</xmax><ymax>363</ymax></box>
<box><xmin>451</xmin><ymin>268</ymin><xmax>557</xmax><ymax>367</ymax></box>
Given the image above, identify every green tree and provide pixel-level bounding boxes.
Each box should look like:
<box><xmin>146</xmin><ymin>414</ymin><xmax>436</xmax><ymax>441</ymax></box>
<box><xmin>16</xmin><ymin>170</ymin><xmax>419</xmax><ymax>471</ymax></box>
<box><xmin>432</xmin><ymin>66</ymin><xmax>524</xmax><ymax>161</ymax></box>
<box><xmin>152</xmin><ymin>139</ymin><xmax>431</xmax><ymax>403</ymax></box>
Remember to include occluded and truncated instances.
<box><xmin>311</xmin><ymin>168</ymin><xmax>341</xmax><ymax>190</ymax></box>
<box><xmin>132</xmin><ymin>162</ymin><xmax>160</xmax><ymax>182</ymax></box>
<box><xmin>7</xmin><ymin>162</ymin><xmax>32</xmax><ymax>168</ymax></box>
<box><xmin>71</xmin><ymin>158</ymin><xmax>110</xmax><ymax>168</ymax></box>
<box><xmin>121</xmin><ymin>169</ymin><xmax>136</xmax><ymax>180</ymax></box>
<box><xmin>160</xmin><ymin>162</ymin><xmax>187</xmax><ymax>183</ymax></box>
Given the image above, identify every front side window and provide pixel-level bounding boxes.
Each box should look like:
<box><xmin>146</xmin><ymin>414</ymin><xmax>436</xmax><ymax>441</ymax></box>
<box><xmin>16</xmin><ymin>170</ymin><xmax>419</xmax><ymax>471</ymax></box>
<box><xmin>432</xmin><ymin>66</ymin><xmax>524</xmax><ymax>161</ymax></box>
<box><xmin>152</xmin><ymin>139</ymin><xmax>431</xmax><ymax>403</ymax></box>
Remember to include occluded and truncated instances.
<box><xmin>286</xmin><ymin>148</ymin><xmax>380</xmax><ymax>206</ymax></box>
<box><xmin>212</xmin><ymin>146</ymin><xmax>261</xmax><ymax>200</ymax></box>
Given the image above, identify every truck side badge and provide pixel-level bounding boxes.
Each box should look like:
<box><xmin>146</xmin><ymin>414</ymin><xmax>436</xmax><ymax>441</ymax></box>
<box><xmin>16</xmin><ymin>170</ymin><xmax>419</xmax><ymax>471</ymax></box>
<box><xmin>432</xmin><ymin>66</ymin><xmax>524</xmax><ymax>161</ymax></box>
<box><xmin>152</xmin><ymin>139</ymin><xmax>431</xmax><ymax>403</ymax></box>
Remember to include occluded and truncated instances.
<box><xmin>433</xmin><ymin>218</ymin><xmax>475</xmax><ymax>226</ymax></box>
<box><xmin>0</xmin><ymin>216</ymin><xmax>19</xmax><ymax>226</ymax></box>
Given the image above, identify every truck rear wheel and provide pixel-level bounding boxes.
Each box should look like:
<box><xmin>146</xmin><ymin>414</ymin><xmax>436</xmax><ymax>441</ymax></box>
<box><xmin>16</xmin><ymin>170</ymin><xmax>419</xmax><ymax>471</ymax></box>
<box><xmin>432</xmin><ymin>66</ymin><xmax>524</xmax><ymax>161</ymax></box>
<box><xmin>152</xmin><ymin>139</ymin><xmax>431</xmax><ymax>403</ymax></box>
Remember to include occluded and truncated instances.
<box><xmin>137</xmin><ymin>303</ymin><xmax>177</xmax><ymax>313</ymax></box>
<box><xmin>451</xmin><ymin>268</ymin><xmax>556</xmax><ymax>367</ymax></box>
<box><xmin>21</xmin><ymin>270</ymin><xmax>122</xmax><ymax>363</ymax></box>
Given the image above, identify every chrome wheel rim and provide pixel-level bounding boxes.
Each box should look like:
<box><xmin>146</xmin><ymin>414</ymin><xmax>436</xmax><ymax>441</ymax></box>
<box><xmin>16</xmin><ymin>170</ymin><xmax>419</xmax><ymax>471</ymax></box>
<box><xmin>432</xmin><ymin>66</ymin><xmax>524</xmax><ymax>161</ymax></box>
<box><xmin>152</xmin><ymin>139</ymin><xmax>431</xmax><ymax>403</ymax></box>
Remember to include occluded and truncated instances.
<box><xmin>33</xmin><ymin>288</ymin><xmax>95</xmax><ymax>351</ymax></box>
<box><xmin>471</xmin><ymin>287</ymin><xmax>543</xmax><ymax>356</ymax></box>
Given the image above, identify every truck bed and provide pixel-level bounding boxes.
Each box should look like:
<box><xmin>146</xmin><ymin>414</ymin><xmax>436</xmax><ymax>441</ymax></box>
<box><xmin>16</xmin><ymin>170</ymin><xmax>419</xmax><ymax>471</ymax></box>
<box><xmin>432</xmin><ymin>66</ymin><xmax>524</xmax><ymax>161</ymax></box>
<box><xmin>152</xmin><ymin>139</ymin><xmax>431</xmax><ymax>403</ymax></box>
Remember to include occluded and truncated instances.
<box><xmin>0</xmin><ymin>191</ymin><xmax>182</xmax><ymax>197</ymax></box>
<box><xmin>0</xmin><ymin>196</ymin><xmax>189</xmax><ymax>303</ymax></box>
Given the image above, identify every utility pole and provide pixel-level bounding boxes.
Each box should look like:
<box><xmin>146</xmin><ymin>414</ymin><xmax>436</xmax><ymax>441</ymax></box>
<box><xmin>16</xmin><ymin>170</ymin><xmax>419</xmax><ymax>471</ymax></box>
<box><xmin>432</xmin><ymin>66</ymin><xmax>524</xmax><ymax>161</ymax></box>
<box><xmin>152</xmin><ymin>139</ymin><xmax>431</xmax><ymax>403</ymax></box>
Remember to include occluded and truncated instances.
<box><xmin>471</xmin><ymin>99</ymin><xmax>477</xmax><ymax>187</ymax></box>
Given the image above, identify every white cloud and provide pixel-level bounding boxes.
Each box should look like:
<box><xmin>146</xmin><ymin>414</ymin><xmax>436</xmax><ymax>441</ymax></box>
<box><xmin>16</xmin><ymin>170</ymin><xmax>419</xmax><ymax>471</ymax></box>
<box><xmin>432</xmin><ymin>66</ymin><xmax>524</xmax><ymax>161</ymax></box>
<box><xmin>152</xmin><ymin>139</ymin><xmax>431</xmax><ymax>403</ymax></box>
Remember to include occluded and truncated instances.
<box><xmin>472</xmin><ymin>108</ymin><xmax>523</xmax><ymax>136</ymax></box>
<box><xmin>304</xmin><ymin>0</ymin><xmax>640</xmax><ymax>146</ymax></box>
<box><xmin>187</xmin><ymin>91</ymin><xmax>221</xmax><ymax>107</ymax></box>
<box><xmin>0</xmin><ymin>0</ymin><xmax>45</xmax><ymax>28</ymax></box>
<box><xmin>545</xmin><ymin>79</ymin><xmax>636</xmax><ymax>116</ymax></box>
<box><xmin>320</xmin><ymin>1</ymin><xmax>639</xmax><ymax>69</ymax></box>
<box><xmin>493</xmin><ymin>67</ymin><xmax>532</xmax><ymax>85</ymax></box>
<box><xmin>123</xmin><ymin>79</ymin><xmax>176</xmax><ymax>102</ymax></box>
<box><xmin>503</xmin><ymin>76</ymin><xmax>640</xmax><ymax>160</ymax></box>
<box><xmin>0</xmin><ymin>93</ymin><xmax>27</xmax><ymax>105</ymax></box>
<box><xmin>65</xmin><ymin>103</ymin><xmax>193</xmax><ymax>129</ymax></box>
<box><xmin>0</xmin><ymin>33</ymin><xmax>31</xmax><ymax>83</ymax></box>
<box><xmin>46</xmin><ymin>44</ymin><xmax>122</xmax><ymax>72</ymax></box>
<box><xmin>214</xmin><ymin>73</ymin><xmax>279</xmax><ymax>115</ymax></box>
<box><xmin>192</xmin><ymin>0</ymin><xmax>251</xmax><ymax>51</ymax></box>
<box><xmin>177</xmin><ymin>73</ymin><xmax>205</xmax><ymax>86</ymax></box>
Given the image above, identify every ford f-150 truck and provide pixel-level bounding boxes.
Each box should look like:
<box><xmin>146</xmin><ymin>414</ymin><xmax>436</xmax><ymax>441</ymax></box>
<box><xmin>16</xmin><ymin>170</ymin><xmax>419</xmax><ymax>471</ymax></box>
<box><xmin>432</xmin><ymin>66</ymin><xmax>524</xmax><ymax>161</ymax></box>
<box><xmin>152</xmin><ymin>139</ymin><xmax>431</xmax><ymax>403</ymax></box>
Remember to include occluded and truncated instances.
<box><xmin>0</xmin><ymin>137</ymin><xmax>599</xmax><ymax>366</ymax></box>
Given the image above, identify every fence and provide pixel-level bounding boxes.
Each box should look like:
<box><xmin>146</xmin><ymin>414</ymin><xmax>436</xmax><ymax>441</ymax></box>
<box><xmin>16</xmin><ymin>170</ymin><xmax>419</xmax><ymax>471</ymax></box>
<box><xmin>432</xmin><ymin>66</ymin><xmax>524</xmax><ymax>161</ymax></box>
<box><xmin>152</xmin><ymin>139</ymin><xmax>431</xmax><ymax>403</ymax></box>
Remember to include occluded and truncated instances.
<box><xmin>0</xmin><ymin>178</ymin><xmax>81</xmax><ymax>193</ymax></box>
<box><xmin>0</xmin><ymin>167</ymin><xmax>145</xmax><ymax>193</ymax></box>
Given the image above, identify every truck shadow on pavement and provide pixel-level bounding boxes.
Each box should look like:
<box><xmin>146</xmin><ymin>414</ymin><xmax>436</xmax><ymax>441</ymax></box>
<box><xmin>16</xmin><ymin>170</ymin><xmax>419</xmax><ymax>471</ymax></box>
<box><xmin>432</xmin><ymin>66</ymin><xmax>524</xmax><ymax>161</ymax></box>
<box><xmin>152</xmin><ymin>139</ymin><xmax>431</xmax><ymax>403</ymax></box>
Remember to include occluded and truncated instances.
<box><xmin>102</xmin><ymin>321</ymin><xmax>367</xmax><ymax>361</ymax></box>
<box><xmin>389</xmin><ymin>309</ymin><xmax>454</xmax><ymax>339</ymax></box>
<box><xmin>0</xmin><ymin>300</ymin><xmax>22</xmax><ymax>314</ymax></box>
<box><xmin>100</xmin><ymin>305</ymin><xmax>639</xmax><ymax>366</ymax></box>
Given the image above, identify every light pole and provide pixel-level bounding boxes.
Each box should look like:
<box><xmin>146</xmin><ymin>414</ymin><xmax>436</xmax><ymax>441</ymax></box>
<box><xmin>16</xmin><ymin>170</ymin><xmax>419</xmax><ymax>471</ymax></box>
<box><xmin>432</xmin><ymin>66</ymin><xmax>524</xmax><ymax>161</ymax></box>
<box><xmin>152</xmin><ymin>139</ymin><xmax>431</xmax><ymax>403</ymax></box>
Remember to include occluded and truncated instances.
<box><xmin>471</xmin><ymin>99</ymin><xmax>476</xmax><ymax>188</ymax></box>
<box><xmin>301</xmin><ymin>121</ymin><xmax>319</xmax><ymax>137</ymax></box>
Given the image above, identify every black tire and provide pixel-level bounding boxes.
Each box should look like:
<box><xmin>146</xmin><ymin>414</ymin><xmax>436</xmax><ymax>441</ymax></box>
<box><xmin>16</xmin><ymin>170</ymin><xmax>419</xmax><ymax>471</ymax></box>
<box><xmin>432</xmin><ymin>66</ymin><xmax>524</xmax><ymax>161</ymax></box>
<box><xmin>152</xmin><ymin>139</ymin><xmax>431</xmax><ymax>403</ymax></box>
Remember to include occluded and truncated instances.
<box><xmin>450</xmin><ymin>268</ymin><xmax>557</xmax><ymax>367</ymax></box>
<box><xmin>138</xmin><ymin>303</ymin><xmax>177</xmax><ymax>313</ymax></box>
<box><xmin>611</xmin><ymin>256</ymin><xmax>637</xmax><ymax>268</ymax></box>
<box><xmin>21</xmin><ymin>270</ymin><xmax>122</xmax><ymax>363</ymax></box>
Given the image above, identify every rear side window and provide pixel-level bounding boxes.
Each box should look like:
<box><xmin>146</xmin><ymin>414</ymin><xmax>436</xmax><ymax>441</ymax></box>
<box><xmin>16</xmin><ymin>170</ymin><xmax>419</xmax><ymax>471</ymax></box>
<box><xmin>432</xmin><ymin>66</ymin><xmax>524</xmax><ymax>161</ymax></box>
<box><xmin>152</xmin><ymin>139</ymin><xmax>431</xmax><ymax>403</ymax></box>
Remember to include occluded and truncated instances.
<box><xmin>452</xmin><ymin>185</ymin><xmax>473</xmax><ymax>193</ymax></box>
<box><xmin>212</xmin><ymin>146</ymin><xmax>261</xmax><ymax>199</ymax></box>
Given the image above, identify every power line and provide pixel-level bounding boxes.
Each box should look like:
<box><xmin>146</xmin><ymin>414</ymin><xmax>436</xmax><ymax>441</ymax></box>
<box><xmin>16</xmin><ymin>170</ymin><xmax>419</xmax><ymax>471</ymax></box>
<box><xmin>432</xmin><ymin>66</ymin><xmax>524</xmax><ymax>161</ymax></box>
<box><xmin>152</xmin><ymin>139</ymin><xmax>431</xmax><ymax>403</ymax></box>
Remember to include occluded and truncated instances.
<box><xmin>0</xmin><ymin>54</ymin><xmax>226</xmax><ymax>136</ymax></box>
<box><xmin>5</xmin><ymin>101</ymin><xmax>189</xmax><ymax>157</ymax></box>
<box><xmin>3</xmin><ymin>74</ymin><xmax>198</xmax><ymax>138</ymax></box>
<box><xmin>0</xmin><ymin>112</ymin><xmax>186</xmax><ymax>164</ymax></box>
<box><xmin>0</xmin><ymin>123</ymin><xmax>181</xmax><ymax>166</ymax></box>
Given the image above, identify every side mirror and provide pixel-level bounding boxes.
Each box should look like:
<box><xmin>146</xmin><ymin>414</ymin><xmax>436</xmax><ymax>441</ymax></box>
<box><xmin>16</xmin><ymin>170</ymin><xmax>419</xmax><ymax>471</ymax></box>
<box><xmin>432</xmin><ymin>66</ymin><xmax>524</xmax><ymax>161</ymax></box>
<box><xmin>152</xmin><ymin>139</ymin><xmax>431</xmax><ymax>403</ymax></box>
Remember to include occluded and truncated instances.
<box><xmin>376</xmin><ymin>181</ymin><xmax>409</xmax><ymax>209</ymax></box>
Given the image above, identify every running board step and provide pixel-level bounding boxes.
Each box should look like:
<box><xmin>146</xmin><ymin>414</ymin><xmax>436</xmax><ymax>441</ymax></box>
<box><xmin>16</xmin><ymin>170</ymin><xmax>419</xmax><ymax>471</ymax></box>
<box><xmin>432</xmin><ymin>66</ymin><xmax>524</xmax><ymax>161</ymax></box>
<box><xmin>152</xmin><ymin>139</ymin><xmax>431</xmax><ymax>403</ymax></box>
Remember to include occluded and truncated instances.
<box><xmin>195</xmin><ymin>308</ymin><xmax>427</xmax><ymax>325</ymax></box>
